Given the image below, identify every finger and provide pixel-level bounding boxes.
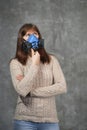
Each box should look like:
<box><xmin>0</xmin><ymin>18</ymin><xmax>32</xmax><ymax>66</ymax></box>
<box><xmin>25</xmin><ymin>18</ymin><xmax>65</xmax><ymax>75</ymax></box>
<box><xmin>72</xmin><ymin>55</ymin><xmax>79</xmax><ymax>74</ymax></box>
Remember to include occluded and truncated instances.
<box><xmin>36</xmin><ymin>51</ymin><xmax>40</xmax><ymax>56</ymax></box>
<box><xmin>17</xmin><ymin>79</ymin><xmax>22</xmax><ymax>81</ymax></box>
<box><xmin>16</xmin><ymin>75</ymin><xmax>23</xmax><ymax>77</ymax></box>
<box><xmin>16</xmin><ymin>76</ymin><xmax>23</xmax><ymax>79</ymax></box>
<box><xmin>17</xmin><ymin>77</ymin><xmax>23</xmax><ymax>80</ymax></box>
<box><xmin>16</xmin><ymin>75</ymin><xmax>24</xmax><ymax>79</ymax></box>
<box><xmin>31</xmin><ymin>48</ymin><xmax>35</xmax><ymax>56</ymax></box>
<box><xmin>33</xmin><ymin>50</ymin><xmax>37</xmax><ymax>55</ymax></box>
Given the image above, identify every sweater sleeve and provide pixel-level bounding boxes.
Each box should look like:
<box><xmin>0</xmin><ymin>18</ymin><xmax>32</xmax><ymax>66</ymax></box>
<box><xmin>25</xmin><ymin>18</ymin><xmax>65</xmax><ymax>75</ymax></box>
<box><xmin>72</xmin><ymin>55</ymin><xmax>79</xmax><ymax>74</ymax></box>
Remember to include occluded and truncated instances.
<box><xmin>9</xmin><ymin>59</ymin><xmax>39</xmax><ymax>97</ymax></box>
<box><xmin>31</xmin><ymin>56</ymin><xmax>67</xmax><ymax>97</ymax></box>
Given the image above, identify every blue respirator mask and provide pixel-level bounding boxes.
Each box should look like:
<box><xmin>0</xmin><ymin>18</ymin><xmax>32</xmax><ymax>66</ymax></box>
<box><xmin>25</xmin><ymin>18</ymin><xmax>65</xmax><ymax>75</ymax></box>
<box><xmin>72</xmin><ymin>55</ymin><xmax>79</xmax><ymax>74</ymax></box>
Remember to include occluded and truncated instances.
<box><xmin>22</xmin><ymin>34</ymin><xmax>44</xmax><ymax>53</ymax></box>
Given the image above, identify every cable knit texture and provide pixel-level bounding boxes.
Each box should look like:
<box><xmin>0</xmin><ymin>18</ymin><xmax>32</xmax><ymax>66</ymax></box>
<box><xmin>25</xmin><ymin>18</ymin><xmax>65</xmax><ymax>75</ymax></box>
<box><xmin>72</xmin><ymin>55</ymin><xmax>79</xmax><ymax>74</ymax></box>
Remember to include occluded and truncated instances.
<box><xmin>9</xmin><ymin>55</ymin><xmax>67</xmax><ymax>123</ymax></box>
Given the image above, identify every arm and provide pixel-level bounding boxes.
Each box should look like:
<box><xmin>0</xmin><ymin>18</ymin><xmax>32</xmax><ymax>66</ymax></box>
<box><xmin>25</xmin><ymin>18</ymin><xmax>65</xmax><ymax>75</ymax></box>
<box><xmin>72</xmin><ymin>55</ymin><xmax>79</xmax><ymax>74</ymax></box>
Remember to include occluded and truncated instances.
<box><xmin>9</xmin><ymin>59</ymin><xmax>39</xmax><ymax>97</ymax></box>
<box><xmin>31</xmin><ymin>56</ymin><xmax>67</xmax><ymax>97</ymax></box>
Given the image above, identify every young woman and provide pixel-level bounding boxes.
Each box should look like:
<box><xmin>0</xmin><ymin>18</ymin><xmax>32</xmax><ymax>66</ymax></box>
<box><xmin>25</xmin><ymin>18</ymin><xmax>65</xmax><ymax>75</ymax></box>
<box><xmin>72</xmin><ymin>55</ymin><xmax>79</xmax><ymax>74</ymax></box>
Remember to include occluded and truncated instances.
<box><xmin>9</xmin><ymin>23</ymin><xmax>67</xmax><ymax>130</ymax></box>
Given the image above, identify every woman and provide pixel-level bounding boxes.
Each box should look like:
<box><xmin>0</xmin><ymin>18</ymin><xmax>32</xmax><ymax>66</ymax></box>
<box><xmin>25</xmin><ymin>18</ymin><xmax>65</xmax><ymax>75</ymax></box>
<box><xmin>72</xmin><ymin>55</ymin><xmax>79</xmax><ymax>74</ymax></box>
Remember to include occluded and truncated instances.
<box><xmin>9</xmin><ymin>23</ymin><xmax>67</xmax><ymax>130</ymax></box>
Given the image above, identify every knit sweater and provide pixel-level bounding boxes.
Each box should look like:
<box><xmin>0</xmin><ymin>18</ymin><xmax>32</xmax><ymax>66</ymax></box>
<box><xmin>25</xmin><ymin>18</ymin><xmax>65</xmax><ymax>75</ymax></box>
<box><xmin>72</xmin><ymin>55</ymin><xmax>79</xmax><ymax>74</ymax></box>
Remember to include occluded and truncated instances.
<box><xmin>9</xmin><ymin>55</ymin><xmax>67</xmax><ymax>123</ymax></box>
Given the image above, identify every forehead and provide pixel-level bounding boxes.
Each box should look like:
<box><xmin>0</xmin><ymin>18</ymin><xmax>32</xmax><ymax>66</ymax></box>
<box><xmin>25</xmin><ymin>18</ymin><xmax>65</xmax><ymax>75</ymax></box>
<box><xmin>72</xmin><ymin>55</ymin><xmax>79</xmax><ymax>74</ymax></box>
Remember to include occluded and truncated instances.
<box><xmin>26</xmin><ymin>29</ymin><xmax>37</xmax><ymax>34</ymax></box>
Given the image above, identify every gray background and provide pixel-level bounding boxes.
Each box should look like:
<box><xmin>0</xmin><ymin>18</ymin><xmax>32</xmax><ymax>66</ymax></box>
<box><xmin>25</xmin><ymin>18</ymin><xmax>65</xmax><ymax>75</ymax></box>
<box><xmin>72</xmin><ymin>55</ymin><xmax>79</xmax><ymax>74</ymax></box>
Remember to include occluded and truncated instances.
<box><xmin>0</xmin><ymin>0</ymin><xmax>87</xmax><ymax>130</ymax></box>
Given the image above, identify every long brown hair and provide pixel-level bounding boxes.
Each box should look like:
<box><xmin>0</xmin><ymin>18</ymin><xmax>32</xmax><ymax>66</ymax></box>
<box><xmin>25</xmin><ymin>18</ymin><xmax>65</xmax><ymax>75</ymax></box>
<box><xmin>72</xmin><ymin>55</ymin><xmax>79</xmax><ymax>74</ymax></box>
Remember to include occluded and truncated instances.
<box><xmin>9</xmin><ymin>23</ymin><xmax>53</xmax><ymax>65</ymax></box>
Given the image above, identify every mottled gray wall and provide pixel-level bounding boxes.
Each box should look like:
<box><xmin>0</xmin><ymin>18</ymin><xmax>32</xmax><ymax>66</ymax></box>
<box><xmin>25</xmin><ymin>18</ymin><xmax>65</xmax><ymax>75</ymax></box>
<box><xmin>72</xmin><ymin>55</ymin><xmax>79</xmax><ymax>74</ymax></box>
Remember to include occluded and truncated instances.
<box><xmin>0</xmin><ymin>0</ymin><xmax>87</xmax><ymax>130</ymax></box>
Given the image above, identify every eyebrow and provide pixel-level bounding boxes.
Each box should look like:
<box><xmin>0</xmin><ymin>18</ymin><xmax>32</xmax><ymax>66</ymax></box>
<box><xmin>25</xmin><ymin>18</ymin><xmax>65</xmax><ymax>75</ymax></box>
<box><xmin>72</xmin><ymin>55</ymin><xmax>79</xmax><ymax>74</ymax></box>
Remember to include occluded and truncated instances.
<box><xmin>26</xmin><ymin>31</ymin><xmax>38</xmax><ymax>35</ymax></box>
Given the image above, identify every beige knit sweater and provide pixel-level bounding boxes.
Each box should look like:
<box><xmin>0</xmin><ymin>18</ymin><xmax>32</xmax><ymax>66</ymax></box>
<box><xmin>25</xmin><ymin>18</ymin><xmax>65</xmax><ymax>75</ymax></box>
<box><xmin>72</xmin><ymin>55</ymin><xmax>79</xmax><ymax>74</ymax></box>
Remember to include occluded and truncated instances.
<box><xmin>9</xmin><ymin>55</ymin><xmax>67</xmax><ymax>123</ymax></box>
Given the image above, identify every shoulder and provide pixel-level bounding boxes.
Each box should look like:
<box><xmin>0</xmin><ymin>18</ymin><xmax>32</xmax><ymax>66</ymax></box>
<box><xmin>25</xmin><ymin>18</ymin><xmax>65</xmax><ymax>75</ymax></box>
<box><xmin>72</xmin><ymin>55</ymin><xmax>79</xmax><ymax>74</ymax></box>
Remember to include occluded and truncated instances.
<box><xmin>49</xmin><ymin>54</ymin><xmax>59</xmax><ymax>62</ymax></box>
<box><xmin>9</xmin><ymin>58</ymin><xmax>23</xmax><ymax>68</ymax></box>
<box><xmin>49</xmin><ymin>54</ymin><xmax>61</xmax><ymax>68</ymax></box>
<box><xmin>10</xmin><ymin>58</ymin><xmax>19</xmax><ymax>65</ymax></box>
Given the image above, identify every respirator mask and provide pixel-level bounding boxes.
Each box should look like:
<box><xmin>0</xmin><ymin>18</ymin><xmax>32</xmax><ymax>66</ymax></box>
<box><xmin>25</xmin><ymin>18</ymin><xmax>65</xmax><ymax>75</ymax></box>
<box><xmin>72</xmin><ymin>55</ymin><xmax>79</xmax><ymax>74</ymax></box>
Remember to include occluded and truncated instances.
<box><xmin>22</xmin><ymin>34</ymin><xmax>44</xmax><ymax>53</ymax></box>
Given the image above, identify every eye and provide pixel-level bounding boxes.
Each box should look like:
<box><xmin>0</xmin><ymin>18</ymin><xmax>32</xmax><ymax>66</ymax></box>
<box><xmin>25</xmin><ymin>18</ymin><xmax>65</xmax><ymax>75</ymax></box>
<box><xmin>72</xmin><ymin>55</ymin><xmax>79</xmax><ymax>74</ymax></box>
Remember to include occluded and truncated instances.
<box><xmin>34</xmin><ymin>32</ymin><xmax>37</xmax><ymax>35</ymax></box>
<box><xmin>23</xmin><ymin>33</ymin><xmax>31</xmax><ymax>40</ymax></box>
<box><xmin>25</xmin><ymin>33</ymin><xmax>30</xmax><ymax>37</ymax></box>
<box><xmin>27</xmin><ymin>34</ymin><xmax>30</xmax><ymax>36</ymax></box>
<box><xmin>33</xmin><ymin>32</ymin><xmax>38</xmax><ymax>35</ymax></box>
<box><xmin>33</xmin><ymin>32</ymin><xmax>39</xmax><ymax>38</ymax></box>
